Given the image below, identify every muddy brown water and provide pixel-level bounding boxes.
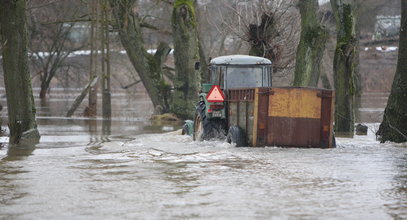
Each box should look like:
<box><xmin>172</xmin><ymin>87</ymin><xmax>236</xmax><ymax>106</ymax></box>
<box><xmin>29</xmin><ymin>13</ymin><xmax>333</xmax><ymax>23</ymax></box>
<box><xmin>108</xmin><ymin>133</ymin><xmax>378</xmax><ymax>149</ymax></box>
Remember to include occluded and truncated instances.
<box><xmin>0</xmin><ymin>90</ymin><xmax>407</xmax><ymax>219</ymax></box>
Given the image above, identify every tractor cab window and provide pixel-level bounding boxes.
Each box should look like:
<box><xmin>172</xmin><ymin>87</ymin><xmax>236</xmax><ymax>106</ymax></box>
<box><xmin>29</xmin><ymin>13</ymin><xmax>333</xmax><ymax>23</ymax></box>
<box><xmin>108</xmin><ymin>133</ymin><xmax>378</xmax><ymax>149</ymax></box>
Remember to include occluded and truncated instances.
<box><xmin>210</xmin><ymin>65</ymin><xmax>226</xmax><ymax>88</ymax></box>
<box><xmin>264</xmin><ymin>66</ymin><xmax>272</xmax><ymax>87</ymax></box>
<box><xmin>225</xmin><ymin>65</ymin><xmax>271</xmax><ymax>89</ymax></box>
<box><xmin>210</xmin><ymin>64</ymin><xmax>272</xmax><ymax>89</ymax></box>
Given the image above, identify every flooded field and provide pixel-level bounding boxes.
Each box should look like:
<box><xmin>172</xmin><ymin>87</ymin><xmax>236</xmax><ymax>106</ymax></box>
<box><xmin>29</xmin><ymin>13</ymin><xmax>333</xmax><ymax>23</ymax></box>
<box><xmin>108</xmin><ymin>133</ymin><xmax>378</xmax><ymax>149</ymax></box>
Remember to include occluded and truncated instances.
<box><xmin>0</xmin><ymin>91</ymin><xmax>407</xmax><ymax>219</ymax></box>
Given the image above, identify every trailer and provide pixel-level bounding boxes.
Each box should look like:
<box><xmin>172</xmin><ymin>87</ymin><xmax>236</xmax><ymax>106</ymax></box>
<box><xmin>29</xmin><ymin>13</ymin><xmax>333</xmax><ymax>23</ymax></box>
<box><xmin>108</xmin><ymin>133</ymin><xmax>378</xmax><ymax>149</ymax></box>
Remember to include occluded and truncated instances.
<box><xmin>184</xmin><ymin>55</ymin><xmax>335</xmax><ymax>148</ymax></box>
<box><xmin>227</xmin><ymin>87</ymin><xmax>334</xmax><ymax>147</ymax></box>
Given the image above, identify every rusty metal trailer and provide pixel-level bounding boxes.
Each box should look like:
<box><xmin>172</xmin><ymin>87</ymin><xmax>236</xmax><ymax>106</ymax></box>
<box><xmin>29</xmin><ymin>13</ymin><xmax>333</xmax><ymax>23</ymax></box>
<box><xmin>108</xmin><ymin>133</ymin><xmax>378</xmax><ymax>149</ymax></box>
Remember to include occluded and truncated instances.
<box><xmin>227</xmin><ymin>87</ymin><xmax>335</xmax><ymax>148</ymax></box>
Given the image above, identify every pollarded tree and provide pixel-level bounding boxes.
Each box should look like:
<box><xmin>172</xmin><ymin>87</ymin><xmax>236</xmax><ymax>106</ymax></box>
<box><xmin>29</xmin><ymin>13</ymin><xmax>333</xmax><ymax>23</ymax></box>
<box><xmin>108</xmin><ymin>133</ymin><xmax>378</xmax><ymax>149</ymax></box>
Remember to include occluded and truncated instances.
<box><xmin>210</xmin><ymin>0</ymin><xmax>299</xmax><ymax>79</ymax></box>
<box><xmin>293</xmin><ymin>0</ymin><xmax>328</xmax><ymax>87</ymax></box>
<box><xmin>376</xmin><ymin>0</ymin><xmax>407</xmax><ymax>143</ymax></box>
<box><xmin>171</xmin><ymin>0</ymin><xmax>201</xmax><ymax>119</ymax></box>
<box><xmin>0</xmin><ymin>0</ymin><xmax>40</xmax><ymax>144</ymax></box>
<box><xmin>246</xmin><ymin>1</ymin><xmax>299</xmax><ymax>75</ymax></box>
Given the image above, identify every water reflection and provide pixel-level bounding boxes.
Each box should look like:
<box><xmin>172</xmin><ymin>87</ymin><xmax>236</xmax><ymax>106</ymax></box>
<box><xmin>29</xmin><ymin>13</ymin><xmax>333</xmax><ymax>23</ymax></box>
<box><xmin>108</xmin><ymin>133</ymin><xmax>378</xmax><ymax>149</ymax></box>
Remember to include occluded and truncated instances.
<box><xmin>86</xmin><ymin>119</ymin><xmax>98</xmax><ymax>134</ymax></box>
<box><xmin>102</xmin><ymin>119</ymin><xmax>111</xmax><ymax>136</ymax></box>
<box><xmin>386</xmin><ymin>151</ymin><xmax>407</xmax><ymax>219</ymax></box>
<box><xmin>2</xmin><ymin>136</ymin><xmax>37</xmax><ymax>161</ymax></box>
<box><xmin>0</xmin><ymin>145</ymin><xmax>34</xmax><ymax>220</ymax></box>
<box><xmin>4</xmin><ymin>145</ymin><xmax>36</xmax><ymax>161</ymax></box>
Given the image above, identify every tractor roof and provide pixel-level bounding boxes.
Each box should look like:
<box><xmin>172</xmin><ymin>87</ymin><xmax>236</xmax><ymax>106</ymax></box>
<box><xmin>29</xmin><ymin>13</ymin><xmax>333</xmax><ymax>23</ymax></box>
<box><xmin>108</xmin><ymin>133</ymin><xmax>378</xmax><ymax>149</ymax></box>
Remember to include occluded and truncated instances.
<box><xmin>209</xmin><ymin>55</ymin><xmax>272</xmax><ymax>65</ymax></box>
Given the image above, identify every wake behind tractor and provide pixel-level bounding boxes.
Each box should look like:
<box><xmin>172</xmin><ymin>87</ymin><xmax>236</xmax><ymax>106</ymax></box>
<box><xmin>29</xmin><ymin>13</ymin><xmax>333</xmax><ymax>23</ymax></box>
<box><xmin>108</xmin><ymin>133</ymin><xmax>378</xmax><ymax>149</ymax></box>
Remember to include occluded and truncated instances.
<box><xmin>183</xmin><ymin>55</ymin><xmax>335</xmax><ymax>148</ymax></box>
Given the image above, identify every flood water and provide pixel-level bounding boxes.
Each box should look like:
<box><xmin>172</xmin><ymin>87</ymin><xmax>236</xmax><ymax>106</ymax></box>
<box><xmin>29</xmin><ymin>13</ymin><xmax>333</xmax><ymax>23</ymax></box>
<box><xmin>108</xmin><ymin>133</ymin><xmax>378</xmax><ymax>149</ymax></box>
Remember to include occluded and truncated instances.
<box><xmin>0</xmin><ymin>91</ymin><xmax>407</xmax><ymax>219</ymax></box>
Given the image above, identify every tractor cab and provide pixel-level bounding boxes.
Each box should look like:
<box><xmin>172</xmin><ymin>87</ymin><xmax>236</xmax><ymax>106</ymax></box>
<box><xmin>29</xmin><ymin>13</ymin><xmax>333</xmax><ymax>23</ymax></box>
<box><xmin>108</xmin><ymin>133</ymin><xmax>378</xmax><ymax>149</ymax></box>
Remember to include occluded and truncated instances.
<box><xmin>208</xmin><ymin>55</ymin><xmax>272</xmax><ymax>89</ymax></box>
<box><xmin>188</xmin><ymin>55</ymin><xmax>273</xmax><ymax>142</ymax></box>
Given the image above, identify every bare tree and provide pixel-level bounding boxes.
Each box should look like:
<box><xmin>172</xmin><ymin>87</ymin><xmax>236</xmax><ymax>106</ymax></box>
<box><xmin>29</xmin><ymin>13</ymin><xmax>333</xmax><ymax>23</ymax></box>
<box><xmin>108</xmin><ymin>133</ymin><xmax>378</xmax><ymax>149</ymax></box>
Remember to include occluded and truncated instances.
<box><xmin>27</xmin><ymin>0</ymin><xmax>87</xmax><ymax>101</ymax></box>
<box><xmin>196</xmin><ymin>0</ymin><xmax>246</xmax><ymax>56</ymax></box>
<box><xmin>202</xmin><ymin>0</ymin><xmax>300</xmax><ymax>80</ymax></box>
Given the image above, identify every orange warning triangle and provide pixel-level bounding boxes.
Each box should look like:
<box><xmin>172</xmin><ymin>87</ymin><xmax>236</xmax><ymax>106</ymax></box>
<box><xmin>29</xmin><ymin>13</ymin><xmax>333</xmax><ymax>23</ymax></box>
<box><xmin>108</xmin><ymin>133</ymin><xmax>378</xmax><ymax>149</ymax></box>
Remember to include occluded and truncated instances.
<box><xmin>206</xmin><ymin>85</ymin><xmax>225</xmax><ymax>102</ymax></box>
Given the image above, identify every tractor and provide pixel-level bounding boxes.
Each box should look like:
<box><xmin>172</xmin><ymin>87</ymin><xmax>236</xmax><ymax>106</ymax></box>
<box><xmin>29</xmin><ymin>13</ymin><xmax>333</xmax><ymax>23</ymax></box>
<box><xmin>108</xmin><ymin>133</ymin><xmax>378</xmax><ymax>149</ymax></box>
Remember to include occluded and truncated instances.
<box><xmin>183</xmin><ymin>55</ymin><xmax>335</xmax><ymax>148</ymax></box>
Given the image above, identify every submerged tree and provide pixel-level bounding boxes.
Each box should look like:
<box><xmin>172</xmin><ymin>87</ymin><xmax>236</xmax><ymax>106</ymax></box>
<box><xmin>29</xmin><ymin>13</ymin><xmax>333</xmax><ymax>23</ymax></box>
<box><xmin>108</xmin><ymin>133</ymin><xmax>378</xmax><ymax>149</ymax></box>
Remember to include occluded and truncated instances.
<box><xmin>293</xmin><ymin>0</ymin><xmax>328</xmax><ymax>87</ymax></box>
<box><xmin>87</xmin><ymin>0</ymin><xmax>98</xmax><ymax>117</ymax></box>
<box><xmin>27</xmin><ymin>0</ymin><xmax>85</xmax><ymax>102</ymax></box>
<box><xmin>376</xmin><ymin>0</ymin><xmax>407</xmax><ymax>143</ymax></box>
<box><xmin>171</xmin><ymin>0</ymin><xmax>201</xmax><ymax>118</ymax></box>
<box><xmin>330</xmin><ymin>0</ymin><xmax>358</xmax><ymax>137</ymax></box>
<box><xmin>109</xmin><ymin>0</ymin><xmax>172</xmax><ymax>113</ymax></box>
<box><xmin>0</xmin><ymin>0</ymin><xmax>40</xmax><ymax>144</ymax></box>
<box><xmin>29</xmin><ymin>23</ymin><xmax>81</xmax><ymax>101</ymax></box>
<box><xmin>100</xmin><ymin>0</ymin><xmax>112</xmax><ymax>119</ymax></box>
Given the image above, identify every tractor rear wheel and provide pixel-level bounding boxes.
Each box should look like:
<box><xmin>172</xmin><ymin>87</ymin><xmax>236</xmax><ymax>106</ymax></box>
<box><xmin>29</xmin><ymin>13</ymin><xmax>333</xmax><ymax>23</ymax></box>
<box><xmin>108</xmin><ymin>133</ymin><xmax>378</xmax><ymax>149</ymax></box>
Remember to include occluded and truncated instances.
<box><xmin>193</xmin><ymin>103</ymin><xmax>226</xmax><ymax>141</ymax></box>
<box><xmin>227</xmin><ymin>126</ymin><xmax>247</xmax><ymax>147</ymax></box>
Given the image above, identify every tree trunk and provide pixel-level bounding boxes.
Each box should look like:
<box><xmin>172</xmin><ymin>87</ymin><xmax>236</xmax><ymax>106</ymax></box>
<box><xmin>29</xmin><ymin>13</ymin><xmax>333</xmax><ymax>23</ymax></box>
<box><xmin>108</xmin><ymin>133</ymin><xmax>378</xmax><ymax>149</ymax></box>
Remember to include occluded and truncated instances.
<box><xmin>198</xmin><ymin>38</ymin><xmax>209</xmax><ymax>83</ymax></box>
<box><xmin>66</xmin><ymin>76</ymin><xmax>99</xmax><ymax>117</ymax></box>
<box><xmin>88</xmin><ymin>0</ymin><xmax>98</xmax><ymax>117</ymax></box>
<box><xmin>293</xmin><ymin>0</ymin><xmax>328</xmax><ymax>87</ymax></box>
<box><xmin>248</xmin><ymin>13</ymin><xmax>276</xmax><ymax>60</ymax></box>
<box><xmin>171</xmin><ymin>0</ymin><xmax>201</xmax><ymax>119</ymax></box>
<box><xmin>320</xmin><ymin>71</ymin><xmax>332</xmax><ymax>89</ymax></box>
<box><xmin>376</xmin><ymin>0</ymin><xmax>407</xmax><ymax>143</ymax></box>
<box><xmin>39</xmin><ymin>73</ymin><xmax>53</xmax><ymax>100</ymax></box>
<box><xmin>194</xmin><ymin>2</ymin><xmax>208</xmax><ymax>83</ymax></box>
<box><xmin>38</xmin><ymin>68</ymin><xmax>56</xmax><ymax>100</ymax></box>
<box><xmin>101</xmin><ymin>0</ymin><xmax>111</xmax><ymax>119</ymax></box>
<box><xmin>330</xmin><ymin>0</ymin><xmax>358</xmax><ymax>137</ymax></box>
<box><xmin>40</xmin><ymin>82</ymin><xmax>48</xmax><ymax>100</ymax></box>
<box><xmin>353</xmin><ymin>4</ymin><xmax>362</xmax><ymax>123</ymax></box>
<box><xmin>0</xmin><ymin>0</ymin><xmax>40</xmax><ymax>145</ymax></box>
<box><xmin>109</xmin><ymin>0</ymin><xmax>171</xmax><ymax>113</ymax></box>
